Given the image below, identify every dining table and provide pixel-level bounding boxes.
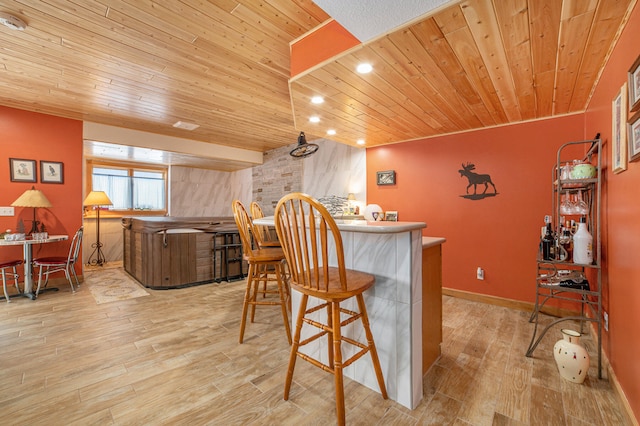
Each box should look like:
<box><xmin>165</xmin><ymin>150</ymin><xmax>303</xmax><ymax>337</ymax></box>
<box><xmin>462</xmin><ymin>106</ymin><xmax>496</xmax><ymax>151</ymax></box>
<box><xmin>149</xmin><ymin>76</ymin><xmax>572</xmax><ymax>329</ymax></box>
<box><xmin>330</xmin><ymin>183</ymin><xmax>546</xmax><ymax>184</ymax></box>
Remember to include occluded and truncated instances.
<box><xmin>0</xmin><ymin>234</ymin><xmax>69</xmax><ymax>299</ymax></box>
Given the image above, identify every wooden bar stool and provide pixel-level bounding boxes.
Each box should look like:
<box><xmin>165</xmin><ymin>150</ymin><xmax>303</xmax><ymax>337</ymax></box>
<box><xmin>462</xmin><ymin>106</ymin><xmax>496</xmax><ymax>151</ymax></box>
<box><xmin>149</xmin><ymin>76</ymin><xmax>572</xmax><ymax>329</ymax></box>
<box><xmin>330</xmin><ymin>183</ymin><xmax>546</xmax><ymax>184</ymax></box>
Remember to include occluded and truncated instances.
<box><xmin>251</xmin><ymin>201</ymin><xmax>290</xmax><ymax>286</ymax></box>
<box><xmin>1</xmin><ymin>259</ymin><xmax>23</xmax><ymax>302</ymax></box>
<box><xmin>232</xmin><ymin>200</ymin><xmax>291</xmax><ymax>344</ymax></box>
<box><xmin>250</xmin><ymin>201</ymin><xmax>281</xmax><ymax>248</ymax></box>
<box><xmin>274</xmin><ymin>193</ymin><xmax>387</xmax><ymax>426</ymax></box>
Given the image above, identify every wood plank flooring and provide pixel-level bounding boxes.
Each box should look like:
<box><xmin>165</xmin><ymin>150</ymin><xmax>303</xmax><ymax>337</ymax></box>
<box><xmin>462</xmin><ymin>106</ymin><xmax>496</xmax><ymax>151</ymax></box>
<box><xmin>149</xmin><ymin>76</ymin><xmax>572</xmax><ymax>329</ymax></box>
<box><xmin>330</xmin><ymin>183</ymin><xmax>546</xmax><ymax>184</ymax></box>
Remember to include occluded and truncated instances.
<box><xmin>0</xmin><ymin>264</ymin><xmax>631</xmax><ymax>425</ymax></box>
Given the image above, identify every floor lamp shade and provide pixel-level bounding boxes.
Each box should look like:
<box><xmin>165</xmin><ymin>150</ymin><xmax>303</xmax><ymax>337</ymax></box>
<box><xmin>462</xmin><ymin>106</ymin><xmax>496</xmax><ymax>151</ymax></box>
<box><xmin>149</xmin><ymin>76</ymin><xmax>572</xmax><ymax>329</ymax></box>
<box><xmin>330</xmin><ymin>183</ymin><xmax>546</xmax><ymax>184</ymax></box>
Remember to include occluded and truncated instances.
<box><xmin>11</xmin><ymin>186</ymin><xmax>52</xmax><ymax>234</ymax></box>
<box><xmin>83</xmin><ymin>191</ymin><xmax>112</xmax><ymax>266</ymax></box>
<box><xmin>83</xmin><ymin>191</ymin><xmax>113</xmax><ymax>207</ymax></box>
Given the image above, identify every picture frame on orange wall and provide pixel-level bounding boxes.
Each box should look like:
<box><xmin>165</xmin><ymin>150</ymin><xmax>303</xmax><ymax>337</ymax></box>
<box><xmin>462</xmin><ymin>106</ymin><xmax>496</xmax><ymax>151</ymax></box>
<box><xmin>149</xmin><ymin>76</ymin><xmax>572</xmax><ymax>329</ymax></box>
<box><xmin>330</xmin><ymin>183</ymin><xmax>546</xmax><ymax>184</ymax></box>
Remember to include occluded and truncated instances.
<box><xmin>9</xmin><ymin>158</ymin><xmax>36</xmax><ymax>182</ymax></box>
<box><xmin>628</xmin><ymin>111</ymin><xmax>640</xmax><ymax>162</ymax></box>
<box><xmin>612</xmin><ymin>82</ymin><xmax>627</xmax><ymax>174</ymax></box>
<box><xmin>628</xmin><ymin>54</ymin><xmax>640</xmax><ymax>113</ymax></box>
<box><xmin>376</xmin><ymin>170</ymin><xmax>396</xmax><ymax>185</ymax></box>
<box><xmin>40</xmin><ymin>160</ymin><xmax>64</xmax><ymax>184</ymax></box>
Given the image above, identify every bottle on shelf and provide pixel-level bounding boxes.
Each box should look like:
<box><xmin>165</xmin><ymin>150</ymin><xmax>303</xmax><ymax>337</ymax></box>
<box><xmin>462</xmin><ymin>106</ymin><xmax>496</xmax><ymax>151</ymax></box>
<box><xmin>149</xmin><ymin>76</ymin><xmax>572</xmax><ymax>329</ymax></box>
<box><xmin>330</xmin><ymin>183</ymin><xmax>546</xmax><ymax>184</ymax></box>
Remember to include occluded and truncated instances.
<box><xmin>541</xmin><ymin>221</ymin><xmax>555</xmax><ymax>261</ymax></box>
<box><xmin>573</xmin><ymin>216</ymin><xmax>593</xmax><ymax>264</ymax></box>
<box><xmin>559</xmin><ymin>228</ymin><xmax>573</xmax><ymax>262</ymax></box>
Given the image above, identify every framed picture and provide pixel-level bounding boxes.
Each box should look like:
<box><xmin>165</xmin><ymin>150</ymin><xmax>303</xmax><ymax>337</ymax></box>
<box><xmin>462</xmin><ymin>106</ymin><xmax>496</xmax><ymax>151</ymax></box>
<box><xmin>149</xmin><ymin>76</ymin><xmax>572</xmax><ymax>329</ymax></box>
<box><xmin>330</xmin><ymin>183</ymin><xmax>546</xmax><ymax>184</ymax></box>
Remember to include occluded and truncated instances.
<box><xmin>385</xmin><ymin>211</ymin><xmax>398</xmax><ymax>222</ymax></box>
<box><xmin>9</xmin><ymin>158</ymin><xmax>36</xmax><ymax>182</ymax></box>
<box><xmin>40</xmin><ymin>161</ymin><xmax>64</xmax><ymax>184</ymax></box>
<box><xmin>612</xmin><ymin>83</ymin><xmax>628</xmax><ymax>174</ymax></box>
<box><xmin>376</xmin><ymin>170</ymin><xmax>396</xmax><ymax>185</ymax></box>
<box><xmin>629</xmin><ymin>54</ymin><xmax>640</xmax><ymax>112</ymax></box>
<box><xmin>629</xmin><ymin>111</ymin><xmax>640</xmax><ymax>162</ymax></box>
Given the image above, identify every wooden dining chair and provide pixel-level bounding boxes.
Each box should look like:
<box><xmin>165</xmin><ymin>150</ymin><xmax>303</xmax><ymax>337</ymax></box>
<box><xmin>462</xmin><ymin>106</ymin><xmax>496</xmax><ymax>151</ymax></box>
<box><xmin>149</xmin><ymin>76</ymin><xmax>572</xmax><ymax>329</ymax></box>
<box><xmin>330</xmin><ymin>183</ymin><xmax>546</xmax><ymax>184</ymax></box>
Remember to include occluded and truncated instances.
<box><xmin>249</xmin><ymin>201</ymin><xmax>280</xmax><ymax>248</ymax></box>
<box><xmin>1</xmin><ymin>259</ymin><xmax>23</xmax><ymax>302</ymax></box>
<box><xmin>232</xmin><ymin>200</ymin><xmax>291</xmax><ymax>344</ymax></box>
<box><xmin>274</xmin><ymin>193</ymin><xmax>387</xmax><ymax>426</ymax></box>
<box><xmin>33</xmin><ymin>227</ymin><xmax>83</xmax><ymax>297</ymax></box>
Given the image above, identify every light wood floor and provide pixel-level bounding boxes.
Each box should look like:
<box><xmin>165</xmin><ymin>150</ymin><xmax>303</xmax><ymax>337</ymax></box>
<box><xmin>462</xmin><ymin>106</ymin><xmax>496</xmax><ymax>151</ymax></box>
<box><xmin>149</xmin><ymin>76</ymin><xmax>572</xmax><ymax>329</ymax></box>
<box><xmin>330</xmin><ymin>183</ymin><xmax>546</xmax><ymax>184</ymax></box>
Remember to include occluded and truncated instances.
<box><xmin>0</xmin><ymin>265</ymin><xmax>631</xmax><ymax>425</ymax></box>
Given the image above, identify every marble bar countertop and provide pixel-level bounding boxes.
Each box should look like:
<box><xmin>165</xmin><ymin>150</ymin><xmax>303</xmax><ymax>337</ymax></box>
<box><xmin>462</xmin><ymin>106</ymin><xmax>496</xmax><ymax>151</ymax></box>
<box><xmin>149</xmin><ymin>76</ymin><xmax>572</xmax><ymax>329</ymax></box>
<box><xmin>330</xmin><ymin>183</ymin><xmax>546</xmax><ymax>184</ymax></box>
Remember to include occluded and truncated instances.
<box><xmin>253</xmin><ymin>216</ymin><xmax>426</xmax><ymax>234</ymax></box>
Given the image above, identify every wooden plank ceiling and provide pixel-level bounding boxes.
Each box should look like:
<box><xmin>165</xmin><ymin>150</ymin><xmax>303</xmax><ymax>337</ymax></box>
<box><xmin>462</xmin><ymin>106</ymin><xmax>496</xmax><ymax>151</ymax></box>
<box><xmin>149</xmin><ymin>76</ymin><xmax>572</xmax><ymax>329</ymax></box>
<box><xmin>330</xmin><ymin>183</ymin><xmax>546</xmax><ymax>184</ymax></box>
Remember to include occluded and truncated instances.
<box><xmin>291</xmin><ymin>0</ymin><xmax>636</xmax><ymax>147</ymax></box>
<box><xmin>0</xmin><ymin>0</ymin><xmax>329</xmax><ymax>155</ymax></box>
<box><xmin>0</xmin><ymin>0</ymin><xmax>636</xmax><ymax>162</ymax></box>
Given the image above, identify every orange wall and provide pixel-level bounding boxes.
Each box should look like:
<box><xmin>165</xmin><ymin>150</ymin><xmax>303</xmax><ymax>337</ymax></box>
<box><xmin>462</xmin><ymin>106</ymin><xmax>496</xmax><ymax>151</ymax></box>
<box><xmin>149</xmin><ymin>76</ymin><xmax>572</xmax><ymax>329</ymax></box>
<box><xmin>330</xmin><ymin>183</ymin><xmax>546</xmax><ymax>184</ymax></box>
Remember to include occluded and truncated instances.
<box><xmin>367</xmin><ymin>115</ymin><xmax>585</xmax><ymax>303</ymax></box>
<box><xmin>584</xmin><ymin>2</ymin><xmax>640</xmax><ymax>419</ymax></box>
<box><xmin>0</xmin><ymin>106</ymin><xmax>83</xmax><ymax>274</ymax></box>
<box><xmin>290</xmin><ymin>19</ymin><xmax>360</xmax><ymax>77</ymax></box>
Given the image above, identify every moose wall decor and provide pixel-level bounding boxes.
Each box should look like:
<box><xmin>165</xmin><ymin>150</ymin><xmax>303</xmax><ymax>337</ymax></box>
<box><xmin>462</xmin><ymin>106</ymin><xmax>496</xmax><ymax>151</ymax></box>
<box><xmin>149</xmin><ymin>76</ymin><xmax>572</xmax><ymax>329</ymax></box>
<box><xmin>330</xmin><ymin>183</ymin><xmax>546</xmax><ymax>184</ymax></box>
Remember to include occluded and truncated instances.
<box><xmin>458</xmin><ymin>162</ymin><xmax>498</xmax><ymax>200</ymax></box>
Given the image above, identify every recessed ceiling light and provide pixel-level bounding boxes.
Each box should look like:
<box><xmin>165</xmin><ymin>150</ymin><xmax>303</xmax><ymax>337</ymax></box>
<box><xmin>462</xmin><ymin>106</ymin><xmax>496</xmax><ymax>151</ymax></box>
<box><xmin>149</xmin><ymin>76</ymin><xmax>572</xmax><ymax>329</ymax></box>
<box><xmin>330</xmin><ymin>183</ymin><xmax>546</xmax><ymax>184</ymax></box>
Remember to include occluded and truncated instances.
<box><xmin>309</xmin><ymin>116</ymin><xmax>320</xmax><ymax>123</ymax></box>
<box><xmin>0</xmin><ymin>12</ymin><xmax>27</xmax><ymax>31</ymax></box>
<box><xmin>356</xmin><ymin>63</ymin><xmax>373</xmax><ymax>74</ymax></box>
<box><xmin>327</xmin><ymin>129</ymin><xmax>336</xmax><ymax>136</ymax></box>
<box><xmin>311</xmin><ymin>96</ymin><xmax>324</xmax><ymax>104</ymax></box>
<box><xmin>356</xmin><ymin>139</ymin><xmax>366</xmax><ymax>145</ymax></box>
<box><xmin>172</xmin><ymin>121</ymin><xmax>200</xmax><ymax>131</ymax></box>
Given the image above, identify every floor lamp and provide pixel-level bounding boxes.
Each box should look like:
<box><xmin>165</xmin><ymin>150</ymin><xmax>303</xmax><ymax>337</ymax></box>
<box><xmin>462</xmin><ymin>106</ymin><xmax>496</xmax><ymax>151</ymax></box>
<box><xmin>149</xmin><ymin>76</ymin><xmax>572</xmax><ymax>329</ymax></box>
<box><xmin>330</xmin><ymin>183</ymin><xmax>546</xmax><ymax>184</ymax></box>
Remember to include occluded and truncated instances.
<box><xmin>83</xmin><ymin>191</ymin><xmax>113</xmax><ymax>266</ymax></box>
<box><xmin>11</xmin><ymin>186</ymin><xmax>52</xmax><ymax>235</ymax></box>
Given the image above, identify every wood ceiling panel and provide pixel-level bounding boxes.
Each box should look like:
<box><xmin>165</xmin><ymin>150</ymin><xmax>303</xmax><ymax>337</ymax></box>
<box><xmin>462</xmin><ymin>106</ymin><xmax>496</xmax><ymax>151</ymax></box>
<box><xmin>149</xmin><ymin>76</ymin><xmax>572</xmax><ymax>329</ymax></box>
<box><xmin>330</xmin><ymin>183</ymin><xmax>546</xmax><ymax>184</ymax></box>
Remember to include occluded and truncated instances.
<box><xmin>411</xmin><ymin>18</ymin><xmax>483</xmax><ymax>108</ymax></box>
<box><xmin>493</xmin><ymin>0</ymin><xmax>536</xmax><ymax>121</ymax></box>
<box><xmin>438</xmin><ymin>26</ymin><xmax>502</xmax><ymax>127</ymax></box>
<box><xmin>346</xmin><ymin>49</ymin><xmax>442</xmax><ymax>133</ymax></box>
<box><xmin>291</xmin><ymin>0</ymin><xmax>634</xmax><ymax>148</ymax></box>
<box><xmin>459</xmin><ymin>0</ymin><xmax>522</xmax><ymax>122</ymax></box>
<box><xmin>385</xmin><ymin>21</ymin><xmax>486</xmax><ymax>130</ymax></box>
<box><xmin>0</xmin><ymin>0</ymin><xmax>330</xmax><ymax>155</ymax></box>
<box><xmin>568</xmin><ymin>0</ymin><xmax>633</xmax><ymax>111</ymax></box>
<box><xmin>290</xmin><ymin>73</ymin><xmax>417</xmax><ymax>140</ymax></box>
<box><xmin>554</xmin><ymin>0</ymin><xmax>598</xmax><ymax>114</ymax></box>
<box><xmin>0</xmin><ymin>0</ymin><xmax>633</xmax><ymax>167</ymax></box>
<box><xmin>528</xmin><ymin>0</ymin><xmax>562</xmax><ymax>116</ymax></box>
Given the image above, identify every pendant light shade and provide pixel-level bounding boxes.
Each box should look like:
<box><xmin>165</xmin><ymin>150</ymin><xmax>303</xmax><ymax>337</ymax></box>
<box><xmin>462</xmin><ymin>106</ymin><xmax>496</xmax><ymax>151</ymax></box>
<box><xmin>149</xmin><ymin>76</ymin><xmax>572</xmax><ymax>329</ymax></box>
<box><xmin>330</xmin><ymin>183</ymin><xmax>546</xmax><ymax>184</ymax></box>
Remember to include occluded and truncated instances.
<box><xmin>290</xmin><ymin>132</ymin><xmax>319</xmax><ymax>158</ymax></box>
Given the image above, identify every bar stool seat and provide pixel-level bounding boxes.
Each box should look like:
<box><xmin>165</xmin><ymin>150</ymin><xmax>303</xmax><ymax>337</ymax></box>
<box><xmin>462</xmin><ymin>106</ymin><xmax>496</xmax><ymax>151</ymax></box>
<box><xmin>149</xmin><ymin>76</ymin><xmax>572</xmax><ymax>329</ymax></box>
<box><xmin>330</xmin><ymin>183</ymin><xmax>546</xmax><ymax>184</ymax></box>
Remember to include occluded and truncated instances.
<box><xmin>1</xmin><ymin>259</ymin><xmax>23</xmax><ymax>302</ymax></box>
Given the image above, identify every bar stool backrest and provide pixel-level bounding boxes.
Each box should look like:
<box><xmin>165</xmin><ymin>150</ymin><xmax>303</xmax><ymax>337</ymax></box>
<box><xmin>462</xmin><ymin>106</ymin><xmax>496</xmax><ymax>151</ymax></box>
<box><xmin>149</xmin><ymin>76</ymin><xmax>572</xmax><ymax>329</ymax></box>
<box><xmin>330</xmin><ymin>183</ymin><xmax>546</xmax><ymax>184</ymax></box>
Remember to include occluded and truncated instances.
<box><xmin>232</xmin><ymin>200</ymin><xmax>256</xmax><ymax>257</ymax></box>
<box><xmin>275</xmin><ymin>192</ymin><xmax>347</xmax><ymax>293</ymax></box>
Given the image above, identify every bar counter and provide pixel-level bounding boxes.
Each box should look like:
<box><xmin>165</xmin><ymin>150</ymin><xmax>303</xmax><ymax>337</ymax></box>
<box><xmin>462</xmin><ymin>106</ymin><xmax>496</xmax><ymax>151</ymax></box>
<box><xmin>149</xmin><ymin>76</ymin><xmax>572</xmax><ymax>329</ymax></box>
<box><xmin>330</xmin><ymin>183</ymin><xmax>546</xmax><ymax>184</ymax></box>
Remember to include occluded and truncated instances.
<box><xmin>254</xmin><ymin>217</ymin><xmax>445</xmax><ymax>409</ymax></box>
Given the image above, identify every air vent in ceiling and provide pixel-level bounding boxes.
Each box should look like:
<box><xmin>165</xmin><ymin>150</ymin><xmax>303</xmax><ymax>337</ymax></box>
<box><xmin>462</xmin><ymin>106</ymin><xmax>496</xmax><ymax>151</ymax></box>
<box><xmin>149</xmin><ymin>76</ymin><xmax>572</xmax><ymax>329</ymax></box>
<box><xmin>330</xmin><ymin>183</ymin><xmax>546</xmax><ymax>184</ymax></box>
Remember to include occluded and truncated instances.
<box><xmin>172</xmin><ymin>121</ymin><xmax>200</xmax><ymax>131</ymax></box>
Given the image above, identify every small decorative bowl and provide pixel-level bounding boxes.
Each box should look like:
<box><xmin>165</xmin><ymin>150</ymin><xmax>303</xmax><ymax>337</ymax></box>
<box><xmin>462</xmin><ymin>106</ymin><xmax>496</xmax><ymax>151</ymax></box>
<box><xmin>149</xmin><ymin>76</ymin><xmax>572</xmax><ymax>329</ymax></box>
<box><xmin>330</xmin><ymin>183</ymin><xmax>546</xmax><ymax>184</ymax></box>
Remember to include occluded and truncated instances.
<box><xmin>571</xmin><ymin>163</ymin><xmax>596</xmax><ymax>179</ymax></box>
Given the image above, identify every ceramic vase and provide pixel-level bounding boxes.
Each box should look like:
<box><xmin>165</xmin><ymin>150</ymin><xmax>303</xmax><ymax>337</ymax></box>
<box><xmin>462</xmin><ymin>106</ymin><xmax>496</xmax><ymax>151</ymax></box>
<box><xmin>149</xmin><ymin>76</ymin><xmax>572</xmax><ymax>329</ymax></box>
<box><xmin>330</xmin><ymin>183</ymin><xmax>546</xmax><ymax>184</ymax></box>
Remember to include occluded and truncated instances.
<box><xmin>553</xmin><ymin>329</ymin><xmax>590</xmax><ymax>383</ymax></box>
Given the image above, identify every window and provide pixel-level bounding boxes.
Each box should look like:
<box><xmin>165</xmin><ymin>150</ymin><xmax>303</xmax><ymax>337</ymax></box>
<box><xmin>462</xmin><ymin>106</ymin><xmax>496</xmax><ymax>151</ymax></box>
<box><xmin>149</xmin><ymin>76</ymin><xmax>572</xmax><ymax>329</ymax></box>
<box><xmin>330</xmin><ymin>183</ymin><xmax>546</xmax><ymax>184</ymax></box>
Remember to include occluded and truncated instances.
<box><xmin>87</xmin><ymin>161</ymin><xmax>167</xmax><ymax>215</ymax></box>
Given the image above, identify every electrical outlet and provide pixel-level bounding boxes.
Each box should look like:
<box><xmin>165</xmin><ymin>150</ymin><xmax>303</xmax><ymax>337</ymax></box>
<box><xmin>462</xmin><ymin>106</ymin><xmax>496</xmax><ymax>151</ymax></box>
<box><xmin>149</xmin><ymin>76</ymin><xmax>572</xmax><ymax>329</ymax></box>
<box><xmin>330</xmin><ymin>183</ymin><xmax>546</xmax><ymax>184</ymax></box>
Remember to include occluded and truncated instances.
<box><xmin>476</xmin><ymin>267</ymin><xmax>484</xmax><ymax>280</ymax></box>
<box><xmin>604</xmin><ymin>311</ymin><xmax>609</xmax><ymax>331</ymax></box>
<box><xmin>0</xmin><ymin>207</ymin><xmax>15</xmax><ymax>216</ymax></box>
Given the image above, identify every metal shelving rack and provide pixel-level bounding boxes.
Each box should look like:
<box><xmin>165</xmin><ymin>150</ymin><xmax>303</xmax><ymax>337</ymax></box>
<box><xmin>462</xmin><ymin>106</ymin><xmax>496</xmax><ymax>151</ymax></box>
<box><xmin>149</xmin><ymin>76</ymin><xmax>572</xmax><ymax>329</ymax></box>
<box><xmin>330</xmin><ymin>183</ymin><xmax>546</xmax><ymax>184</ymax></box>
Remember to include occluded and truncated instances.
<box><xmin>212</xmin><ymin>230</ymin><xmax>245</xmax><ymax>282</ymax></box>
<box><xmin>526</xmin><ymin>138</ymin><xmax>603</xmax><ymax>379</ymax></box>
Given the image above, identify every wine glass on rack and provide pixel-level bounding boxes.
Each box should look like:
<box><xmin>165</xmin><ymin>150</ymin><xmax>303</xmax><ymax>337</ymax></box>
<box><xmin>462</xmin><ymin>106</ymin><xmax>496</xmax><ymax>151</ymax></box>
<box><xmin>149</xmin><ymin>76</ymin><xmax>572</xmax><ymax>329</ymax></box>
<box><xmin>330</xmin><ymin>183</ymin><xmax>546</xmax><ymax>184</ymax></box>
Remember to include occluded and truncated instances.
<box><xmin>560</xmin><ymin>191</ymin><xmax>574</xmax><ymax>215</ymax></box>
<box><xmin>574</xmin><ymin>190</ymin><xmax>589</xmax><ymax>215</ymax></box>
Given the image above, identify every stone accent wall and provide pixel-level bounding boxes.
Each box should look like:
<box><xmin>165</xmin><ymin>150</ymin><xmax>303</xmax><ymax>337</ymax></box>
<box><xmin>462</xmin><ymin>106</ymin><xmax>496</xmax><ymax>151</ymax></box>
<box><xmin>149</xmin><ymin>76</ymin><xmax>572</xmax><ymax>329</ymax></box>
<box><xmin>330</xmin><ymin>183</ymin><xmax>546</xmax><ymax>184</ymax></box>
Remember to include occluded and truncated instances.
<box><xmin>252</xmin><ymin>144</ymin><xmax>303</xmax><ymax>216</ymax></box>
